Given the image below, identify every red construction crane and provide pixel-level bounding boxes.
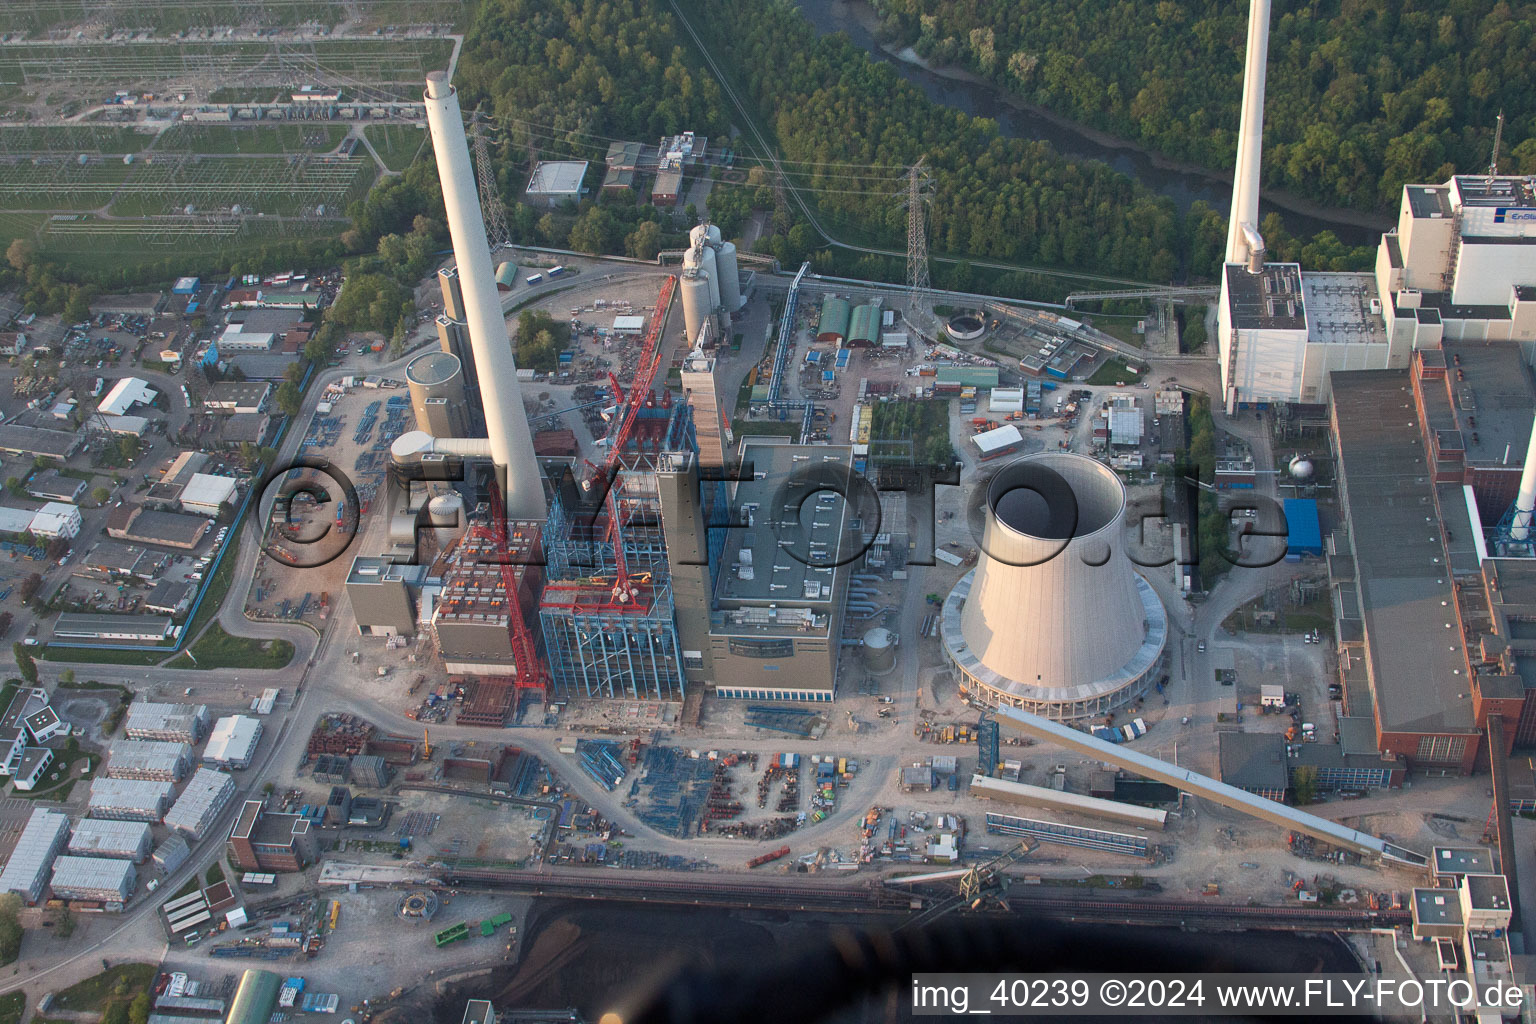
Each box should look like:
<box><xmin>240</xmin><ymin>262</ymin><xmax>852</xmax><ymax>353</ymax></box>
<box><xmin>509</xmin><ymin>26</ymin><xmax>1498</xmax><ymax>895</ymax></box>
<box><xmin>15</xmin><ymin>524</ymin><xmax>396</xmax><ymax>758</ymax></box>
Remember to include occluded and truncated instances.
<box><xmin>585</xmin><ymin>275</ymin><xmax>677</xmax><ymax>605</ymax></box>
<box><xmin>482</xmin><ymin>481</ymin><xmax>547</xmax><ymax>693</ymax></box>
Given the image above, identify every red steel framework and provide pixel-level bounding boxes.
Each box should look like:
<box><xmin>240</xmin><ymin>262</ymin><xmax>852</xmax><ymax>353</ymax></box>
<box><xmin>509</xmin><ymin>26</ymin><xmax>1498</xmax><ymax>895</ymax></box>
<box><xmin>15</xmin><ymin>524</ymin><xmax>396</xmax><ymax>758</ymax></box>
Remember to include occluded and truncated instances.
<box><xmin>548</xmin><ymin>275</ymin><xmax>677</xmax><ymax>615</ymax></box>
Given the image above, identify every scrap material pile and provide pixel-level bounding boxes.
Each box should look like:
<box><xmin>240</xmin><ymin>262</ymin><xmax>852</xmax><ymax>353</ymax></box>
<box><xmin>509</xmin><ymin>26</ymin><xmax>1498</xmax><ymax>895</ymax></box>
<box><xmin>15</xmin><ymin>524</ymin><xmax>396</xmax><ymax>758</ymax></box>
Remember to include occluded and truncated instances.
<box><xmin>306</xmin><ymin>713</ymin><xmax>374</xmax><ymax>758</ymax></box>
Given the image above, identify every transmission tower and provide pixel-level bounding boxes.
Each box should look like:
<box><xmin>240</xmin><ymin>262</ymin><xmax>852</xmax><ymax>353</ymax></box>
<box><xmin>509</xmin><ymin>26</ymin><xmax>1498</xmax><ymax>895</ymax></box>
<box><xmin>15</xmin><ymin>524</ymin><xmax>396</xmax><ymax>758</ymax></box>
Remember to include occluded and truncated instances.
<box><xmin>904</xmin><ymin>159</ymin><xmax>933</xmax><ymax>332</ymax></box>
<box><xmin>471</xmin><ymin>114</ymin><xmax>510</xmax><ymax>252</ymax></box>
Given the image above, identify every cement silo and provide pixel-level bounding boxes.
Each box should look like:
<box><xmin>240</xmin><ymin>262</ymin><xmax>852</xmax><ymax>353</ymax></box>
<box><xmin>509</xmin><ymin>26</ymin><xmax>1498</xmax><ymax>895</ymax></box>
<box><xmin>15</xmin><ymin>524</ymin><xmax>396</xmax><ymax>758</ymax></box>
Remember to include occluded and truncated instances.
<box><xmin>696</xmin><ymin>242</ymin><xmax>720</xmax><ymax>310</ymax></box>
<box><xmin>680</xmin><ymin>270</ymin><xmax>713</xmax><ymax>347</ymax></box>
<box><xmin>716</xmin><ymin>240</ymin><xmax>742</xmax><ymax>312</ymax></box>
<box><xmin>862</xmin><ymin>627</ymin><xmax>897</xmax><ymax>675</ymax></box>
<box><xmin>941</xmin><ymin>452</ymin><xmax>1166</xmax><ymax>720</ymax></box>
<box><xmin>406</xmin><ymin>350</ymin><xmax>467</xmax><ymax>439</ymax></box>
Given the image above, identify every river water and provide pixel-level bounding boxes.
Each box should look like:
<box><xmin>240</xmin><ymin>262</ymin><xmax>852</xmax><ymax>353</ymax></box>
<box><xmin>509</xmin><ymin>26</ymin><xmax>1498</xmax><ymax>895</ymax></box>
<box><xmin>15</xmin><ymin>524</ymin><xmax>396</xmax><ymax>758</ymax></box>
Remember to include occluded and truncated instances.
<box><xmin>793</xmin><ymin>0</ymin><xmax>1386</xmax><ymax>246</ymax></box>
<box><xmin>434</xmin><ymin>902</ymin><xmax>1362</xmax><ymax>1022</ymax></box>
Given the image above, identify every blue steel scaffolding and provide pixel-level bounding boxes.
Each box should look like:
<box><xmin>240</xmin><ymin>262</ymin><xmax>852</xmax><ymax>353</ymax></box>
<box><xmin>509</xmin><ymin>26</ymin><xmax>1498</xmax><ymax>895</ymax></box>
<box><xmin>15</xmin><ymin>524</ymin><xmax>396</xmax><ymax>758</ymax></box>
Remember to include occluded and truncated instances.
<box><xmin>539</xmin><ymin>580</ymin><xmax>685</xmax><ymax>700</ymax></box>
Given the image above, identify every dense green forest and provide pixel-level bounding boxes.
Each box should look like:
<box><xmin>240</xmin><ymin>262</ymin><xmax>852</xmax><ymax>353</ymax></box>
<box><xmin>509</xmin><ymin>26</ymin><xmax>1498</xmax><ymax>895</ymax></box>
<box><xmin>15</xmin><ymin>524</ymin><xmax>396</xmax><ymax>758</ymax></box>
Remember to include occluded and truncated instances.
<box><xmin>869</xmin><ymin>0</ymin><xmax>1536</xmax><ymax>212</ymax></box>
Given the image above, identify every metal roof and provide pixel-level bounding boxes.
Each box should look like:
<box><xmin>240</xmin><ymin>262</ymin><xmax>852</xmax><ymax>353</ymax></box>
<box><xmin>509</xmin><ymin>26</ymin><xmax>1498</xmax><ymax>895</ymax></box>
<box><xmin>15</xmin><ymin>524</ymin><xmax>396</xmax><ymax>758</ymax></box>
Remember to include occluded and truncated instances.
<box><xmin>49</xmin><ymin>854</ymin><xmax>134</xmax><ymax>895</ymax></box>
<box><xmin>88</xmin><ymin>777</ymin><xmax>174</xmax><ymax>814</ymax></box>
<box><xmin>125</xmin><ymin>701</ymin><xmax>207</xmax><ymax>736</ymax></box>
<box><xmin>972</xmin><ymin>424</ymin><xmax>1023</xmax><ymax>454</ymax></box>
<box><xmin>204</xmin><ymin>716</ymin><xmax>261</xmax><ymax>764</ymax></box>
<box><xmin>525</xmin><ymin>160</ymin><xmax>588</xmax><ymax>195</ymax></box>
<box><xmin>163</xmin><ymin>768</ymin><xmax>235</xmax><ymax>834</ymax></box>
<box><xmin>178</xmin><ymin>473</ymin><xmax>236</xmax><ymax>510</ymax></box>
<box><xmin>0</xmin><ymin>808</ymin><xmax>69</xmax><ymax>898</ymax></box>
<box><xmin>54</xmin><ymin>613</ymin><xmax>172</xmax><ymax>639</ymax></box>
<box><xmin>969</xmin><ymin>774</ymin><xmax>1168</xmax><ymax>827</ymax></box>
<box><xmin>227</xmin><ymin>970</ymin><xmax>283</xmax><ymax>1024</ymax></box>
<box><xmin>68</xmin><ymin>818</ymin><xmax>151</xmax><ymax>858</ymax></box>
<box><xmin>99</xmin><ymin>377</ymin><xmax>157</xmax><ymax>416</ymax></box>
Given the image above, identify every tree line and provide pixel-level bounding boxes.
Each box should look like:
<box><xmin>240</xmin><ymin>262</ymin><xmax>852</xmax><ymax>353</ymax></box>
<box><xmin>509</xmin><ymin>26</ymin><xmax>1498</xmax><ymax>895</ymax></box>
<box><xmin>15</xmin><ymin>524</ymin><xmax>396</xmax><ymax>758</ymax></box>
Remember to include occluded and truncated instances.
<box><xmin>869</xmin><ymin>0</ymin><xmax>1536</xmax><ymax>212</ymax></box>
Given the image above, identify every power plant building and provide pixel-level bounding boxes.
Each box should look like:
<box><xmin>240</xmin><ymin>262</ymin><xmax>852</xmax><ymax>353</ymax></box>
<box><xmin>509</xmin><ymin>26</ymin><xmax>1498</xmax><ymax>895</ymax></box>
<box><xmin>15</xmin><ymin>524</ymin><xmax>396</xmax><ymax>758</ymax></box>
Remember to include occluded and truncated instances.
<box><xmin>941</xmin><ymin>453</ymin><xmax>1167</xmax><ymax>718</ymax></box>
<box><xmin>0</xmin><ymin>808</ymin><xmax>70</xmax><ymax>903</ymax></box>
<box><xmin>703</xmin><ymin>441</ymin><xmax>856</xmax><ymax>701</ymax></box>
<box><xmin>406</xmin><ymin>350</ymin><xmax>469</xmax><ymax>439</ymax></box>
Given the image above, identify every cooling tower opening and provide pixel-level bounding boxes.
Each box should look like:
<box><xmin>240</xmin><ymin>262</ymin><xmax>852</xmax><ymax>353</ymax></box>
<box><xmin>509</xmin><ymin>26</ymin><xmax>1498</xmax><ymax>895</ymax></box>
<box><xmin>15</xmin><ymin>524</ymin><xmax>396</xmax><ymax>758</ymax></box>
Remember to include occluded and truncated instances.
<box><xmin>986</xmin><ymin>454</ymin><xmax>1124</xmax><ymax>541</ymax></box>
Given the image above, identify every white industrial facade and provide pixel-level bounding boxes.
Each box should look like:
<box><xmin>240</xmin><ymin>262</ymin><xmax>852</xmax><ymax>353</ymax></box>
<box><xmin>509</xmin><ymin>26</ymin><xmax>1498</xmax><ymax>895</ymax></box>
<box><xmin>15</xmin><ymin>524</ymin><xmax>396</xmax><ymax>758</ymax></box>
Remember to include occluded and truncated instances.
<box><xmin>203</xmin><ymin>716</ymin><xmax>262</xmax><ymax>768</ymax></box>
<box><xmin>27</xmin><ymin>502</ymin><xmax>81</xmax><ymax>539</ymax></box>
<box><xmin>178</xmin><ymin>473</ymin><xmax>238</xmax><ymax>515</ymax></box>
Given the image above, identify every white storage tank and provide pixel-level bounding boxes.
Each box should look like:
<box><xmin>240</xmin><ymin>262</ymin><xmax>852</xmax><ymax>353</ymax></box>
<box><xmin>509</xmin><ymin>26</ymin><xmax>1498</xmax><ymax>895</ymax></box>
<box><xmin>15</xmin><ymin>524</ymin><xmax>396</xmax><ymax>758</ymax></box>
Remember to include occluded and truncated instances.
<box><xmin>716</xmin><ymin>241</ymin><xmax>742</xmax><ymax>312</ymax></box>
<box><xmin>862</xmin><ymin>627</ymin><xmax>898</xmax><ymax>675</ymax></box>
<box><xmin>680</xmin><ymin>271</ymin><xmax>712</xmax><ymax>347</ymax></box>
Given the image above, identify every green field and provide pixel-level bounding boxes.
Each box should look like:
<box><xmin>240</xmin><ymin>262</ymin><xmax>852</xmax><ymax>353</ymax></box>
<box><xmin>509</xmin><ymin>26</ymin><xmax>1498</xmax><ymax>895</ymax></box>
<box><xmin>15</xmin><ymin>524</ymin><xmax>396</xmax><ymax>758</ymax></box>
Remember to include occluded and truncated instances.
<box><xmin>364</xmin><ymin>123</ymin><xmax>428</xmax><ymax>172</ymax></box>
<box><xmin>0</xmin><ymin>125</ymin><xmax>157</xmax><ymax>154</ymax></box>
<box><xmin>1086</xmin><ymin>357</ymin><xmax>1146</xmax><ymax>386</ymax></box>
<box><xmin>0</xmin><ymin>38</ymin><xmax>454</xmax><ymax>100</ymax></box>
<box><xmin>167</xmin><ymin>621</ymin><xmax>294</xmax><ymax>670</ymax></box>
<box><xmin>50</xmin><ymin>963</ymin><xmax>156</xmax><ymax>1012</ymax></box>
<box><xmin>0</xmin><ymin>1</ymin><xmax>468</xmax><ymax>34</ymax></box>
<box><xmin>0</xmin><ymin>992</ymin><xmax>23</xmax><ymax>1024</ymax></box>
<box><xmin>155</xmin><ymin>123</ymin><xmax>350</xmax><ymax>154</ymax></box>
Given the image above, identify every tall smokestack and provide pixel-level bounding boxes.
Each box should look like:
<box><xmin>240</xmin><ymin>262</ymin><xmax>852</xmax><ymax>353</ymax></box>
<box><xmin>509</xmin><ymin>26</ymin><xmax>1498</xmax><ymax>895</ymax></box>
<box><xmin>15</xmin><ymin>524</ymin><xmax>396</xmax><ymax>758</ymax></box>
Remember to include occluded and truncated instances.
<box><xmin>1225</xmin><ymin>0</ymin><xmax>1271</xmax><ymax>268</ymax></box>
<box><xmin>423</xmin><ymin>71</ymin><xmax>546</xmax><ymax>520</ymax></box>
<box><xmin>1512</xmin><ymin>412</ymin><xmax>1536</xmax><ymax>541</ymax></box>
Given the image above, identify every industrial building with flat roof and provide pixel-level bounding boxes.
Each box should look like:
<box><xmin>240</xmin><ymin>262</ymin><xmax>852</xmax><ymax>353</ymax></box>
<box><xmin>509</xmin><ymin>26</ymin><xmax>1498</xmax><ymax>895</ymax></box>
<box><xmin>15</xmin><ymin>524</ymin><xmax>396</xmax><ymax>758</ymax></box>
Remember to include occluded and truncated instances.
<box><xmin>0</xmin><ymin>808</ymin><xmax>70</xmax><ymax>903</ymax></box>
<box><xmin>163</xmin><ymin>767</ymin><xmax>237</xmax><ymax>839</ymax></box>
<box><xmin>703</xmin><ymin>441</ymin><xmax>855</xmax><ymax>701</ymax></box>
<box><xmin>87</xmin><ymin>777</ymin><xmax>174</xmax><ymax>821</ymax></box>
<box><xmin>53</xmin><ymin>613</ymin><xmax>173</xmax><ymax>642</ymax></box>
<box><xmin>228</xmin><ymin>800</ymin><xmax>319</xmax><ymax>873</ymax></box>
<box><xmin>203</xmin><ymin>716</ymin><xmax>262</xmax><ymax>768</ymax></box>
<box><xmin>1328</xmin><ymin>370</ymin><xmax>1482</xmax><ymax>772</ymax></box>
<box><xmin>49</xmin><ymin>855</ymin><xmax>135</xmax><ymax>904</ymax></box>
<box><xmin>104</xmin><ymin>504</ymin><xmax>211</xmax><ymax>549</ymax></box>
<box><xmin>67</xmin><ymin>818</ymin><xmax>152</xmax><ymax>861</ymax></box>
<box><xmin>105</xmin><ymin>739</ymin><xmax>192</xmax><ymax>781</ymax></box>
<box><xmin>525</xmin><ymin>160</ymin><xmax>588</xmax><ymax>204</ymax></box>
<box><xmin>1218</xmin><ymin>732</ymin><xmax>1289</xmax><ymax>802</ymax></box>
<box><xmin>124</xmin><ymin>701</ymin><xmax>208</xmax><ymax>743</ymax></box>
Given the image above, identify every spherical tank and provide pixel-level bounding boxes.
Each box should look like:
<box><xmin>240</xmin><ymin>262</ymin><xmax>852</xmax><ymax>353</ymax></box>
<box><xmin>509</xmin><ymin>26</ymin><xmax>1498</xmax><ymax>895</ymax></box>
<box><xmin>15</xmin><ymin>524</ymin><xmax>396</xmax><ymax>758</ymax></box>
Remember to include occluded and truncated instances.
<box><xmin>405</xmin><ymin>350</ymin><xmax>465</xmax><ymax>438</ymax></box>
<box><xmin>680</xmin><ymin>272</ymin><xmax>712</xmax><ymax>346</ymax></box>
<box><xmin>1289</xmin><ymin>455</ymin><xmax>1315</xmax><ymax>480</ymax></box>
<box><xmin>716</xmin><ymin>241</ymin><xmax>742</xmax><ymax>312</ymax></box>
<box><xmin>862</xmin><ymin>627</ymin><xmax>898</xmax><ymax>675</ymax></box>
<box><xmin>698</xmin><ymin>243</ymin><xmax>720</xmax><ymax>310</ymax></box>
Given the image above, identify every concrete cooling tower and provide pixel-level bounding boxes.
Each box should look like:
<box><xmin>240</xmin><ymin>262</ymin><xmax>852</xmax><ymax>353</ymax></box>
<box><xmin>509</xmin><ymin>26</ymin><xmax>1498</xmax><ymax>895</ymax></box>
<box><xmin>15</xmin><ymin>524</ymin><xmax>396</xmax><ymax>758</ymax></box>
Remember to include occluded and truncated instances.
<box><xmin>940</xmin><ymin>452</ymin><xmax>1167</xmax><ymax>720</ymax></box>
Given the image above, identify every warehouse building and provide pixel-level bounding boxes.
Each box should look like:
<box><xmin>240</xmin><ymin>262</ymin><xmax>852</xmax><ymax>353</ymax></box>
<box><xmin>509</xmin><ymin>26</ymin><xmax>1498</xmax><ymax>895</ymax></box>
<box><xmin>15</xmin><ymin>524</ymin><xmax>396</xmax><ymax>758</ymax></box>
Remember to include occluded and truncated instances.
<box><xmin>79</xmin><ymin>542</ymin><xmax>161</xmax><ymax>581</ymax></box>
<box><xmin>1218</xmin><ymin>732</ymin><xmax>1290</xmax><ymax>802</ymax></box>
<box><xmin>53</xmin><ymin>613</ymin><xmax>173</xmax><ymax>642</ymax></box>
<box><xmin>143</xmin><ymin>579</ymin><xmax>194</xmax><ymax>616</ymax></box>
<box><xmin>227</xmin><ymin>970</ymin><xmax>282</xmax><ymax>1024</ymax></box>
<box><xmin>98</xmin><ymin>377</ymin><xmax>157</xmax><ymax>417</ymax></box>
<box><xmin>49</xmin><ymin>855</ymin><xmax>135</xmax><ymax>904</ymax></box>
<box><xmin>25</xmin><ymin>470</ymin><xmax>85</xmax><ymax>503</ymax></box>
<box><xmin>203</xmin><ymin>381</ymin><xmax>271</xmax><ymax>414</ymax></box>
<box><xmin>163</xmin><ymin>767</ymin><xmax>237</xmax><ymax>839</ymax></box>
<box><xmin>203</xmin><ymin>716</ymin><xmax>262</xmax><ymax>769</ymax></box>
<box><xmin>105</xmin><ymin>739</ymin><xmax>192</xmax><ymax>781</ymax></box>
<box><xmin>227</xmin><ymin>800</ymin><xmax>319</xmax><ymax>873</ymax></box>
<box><xmin>0</xmin><ymin>423</ymin><xmax>82</xmax><ymax>460</ymax></box>
<box><xmin>177</xmin><ymin>473</ymin><xmax>237</xmax><ymax>516</ymax></box>
<box><xmin>124</xmin><ymin>701</ymin><xmax>208</xmax><ymax>743</ymax></box>
<box><xmin>67</xmin><ymin>819</ymin><xmax>152</xmax><ymax>862</ymax></box>
<box><xmin>0</xmin><ymin>808</ymin><xmax>70</xmax><ymax>903</ymax></box>
<box><xmin>105</xmin><ymin>504</ymin><xmax>211</xmax><ymax>549</ymax></box>
<box><xmin>87</xmin><ymin>778</ymin><xmax>174</xmax><ymax>822</ymax></box>
<box><xmin>525</xmin><ymin>160</ymin><xmax>588</xmax><ymax>206</ymax></box>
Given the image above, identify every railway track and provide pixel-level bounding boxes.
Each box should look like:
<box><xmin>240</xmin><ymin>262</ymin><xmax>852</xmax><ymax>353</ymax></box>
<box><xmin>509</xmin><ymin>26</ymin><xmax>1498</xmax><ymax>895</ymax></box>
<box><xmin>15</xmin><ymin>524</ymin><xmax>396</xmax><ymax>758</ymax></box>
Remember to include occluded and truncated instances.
<box><xmin>439</xmin><ymin>865</ymin><xmax>1408</xmax><ymax>931</ymax></box>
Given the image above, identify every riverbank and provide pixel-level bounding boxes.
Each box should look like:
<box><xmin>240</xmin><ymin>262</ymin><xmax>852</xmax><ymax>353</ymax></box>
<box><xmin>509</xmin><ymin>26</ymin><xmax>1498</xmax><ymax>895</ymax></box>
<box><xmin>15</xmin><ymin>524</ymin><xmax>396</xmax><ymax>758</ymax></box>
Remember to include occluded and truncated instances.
<box><xmin>801</xmin><ymin>0</ymin><xmax>1390</xmax><ymax>243</ymax></box>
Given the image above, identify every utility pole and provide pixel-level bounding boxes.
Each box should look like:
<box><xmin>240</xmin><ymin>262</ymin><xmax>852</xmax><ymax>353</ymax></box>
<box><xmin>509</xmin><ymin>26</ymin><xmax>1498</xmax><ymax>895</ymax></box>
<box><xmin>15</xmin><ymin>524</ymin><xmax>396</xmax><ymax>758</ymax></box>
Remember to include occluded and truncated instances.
<box><xmin>904</xmin><ymin>159</ymin><xmax>933</xmax><ymax>334</ymax></box>
<box><xmin>472</xmin><ymin>113</ymin><xmax>510</xmax><ymax>252</ymax></box>
<box><xmin>1489</xmin><ymin>110</ymin><xmax>1505</xmax><ymax>178</ymax></box>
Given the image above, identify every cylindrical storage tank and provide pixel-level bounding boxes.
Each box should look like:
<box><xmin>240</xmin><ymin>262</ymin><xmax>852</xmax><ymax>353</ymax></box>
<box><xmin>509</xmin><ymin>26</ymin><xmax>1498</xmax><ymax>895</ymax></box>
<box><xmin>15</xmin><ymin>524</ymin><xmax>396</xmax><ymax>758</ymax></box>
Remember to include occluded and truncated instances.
<box><xmin>698</xmin><ymin>243</ymin><xmax>720</xmax><ymax>310</ymax></box>
<box><xmin>426</xmin><ymin>492</ymin><xmax>467</xmax><ymax>549</ymax></box>
<box><xmin>716</xmin><ymin>241</ymin><xmax>742</xmax><ymax>312</ymax></box>
<box><xmin>862</xmin><ymin>627</ymin><xmax>897</xmax><ymax>675</ymax></box>
<box><xmin>944</xmin><ymin>452</ymin><xmax>1166</xmax><ymax>720</ymax></box>
<box><xmin>494</xmin><ymin>261</ymin><xmax>518</xmax><ymax>292</ymax></box>
<box><xmin>689</xmin><ymin>224</ymin><xmax>710</xmax><ymax>248</ymax></box>
<box><xmin>680</xmin><ymin>271</ymin><xmax>712</xmax><ymax>347</ymax></box>
<box><xmin>405</xmin><ymin>350</ymin><xmax>466</xmax><ymax>439</ymax></box>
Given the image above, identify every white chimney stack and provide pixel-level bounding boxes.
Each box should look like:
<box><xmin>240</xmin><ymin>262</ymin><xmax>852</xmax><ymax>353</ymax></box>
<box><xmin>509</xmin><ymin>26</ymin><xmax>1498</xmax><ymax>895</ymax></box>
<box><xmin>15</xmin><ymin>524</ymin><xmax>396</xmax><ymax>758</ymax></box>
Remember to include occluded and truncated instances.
<box><xmin>1225</xmin><ymin>0</ymin><xmax>1271</xmax><ymax>269</ymax></box>
<box><xmin>423</xmin><ymin>71</ymin><xmax>546</xmax><ymax>520</ymax></box>
<box><xmin>1511</xmin><ymin>412</ymin><xmax>1536</xmax><ymax>541</ymax></box>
